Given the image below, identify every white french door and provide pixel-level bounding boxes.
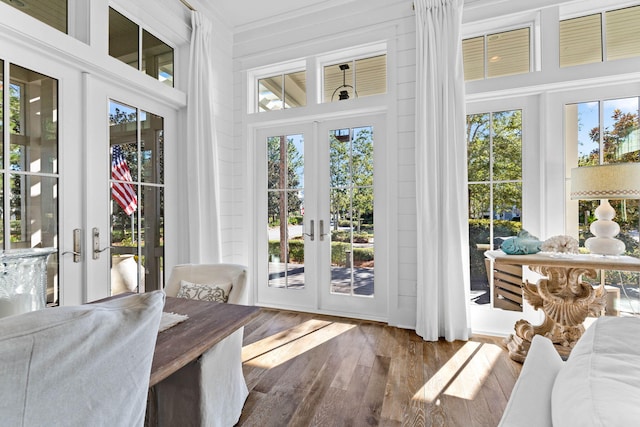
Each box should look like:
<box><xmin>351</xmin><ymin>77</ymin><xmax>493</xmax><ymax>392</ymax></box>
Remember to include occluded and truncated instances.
<box><xmin>255</xmin><ymin>114</ymin><xmax>387</xmax><ymax>320</ymax></box>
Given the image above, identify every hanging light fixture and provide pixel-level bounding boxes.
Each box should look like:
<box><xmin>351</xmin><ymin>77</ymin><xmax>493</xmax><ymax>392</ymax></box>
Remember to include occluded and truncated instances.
<box><xmin>331</xmin><ymin>63</ymin><xmax>357</xmax><ymax>102</ymax></box>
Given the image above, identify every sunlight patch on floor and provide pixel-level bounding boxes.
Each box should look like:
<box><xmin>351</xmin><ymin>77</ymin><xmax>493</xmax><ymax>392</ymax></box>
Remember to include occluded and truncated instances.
<box><xmin>242</xmin><ymin>319</ymin><xmax>332</xmax><ymax>362</ymax></box>
<box><xmin>242</xmin><ymin>321</ymin><xmax>356</xmax><ymax>369</ymax></box>
<box><xmin>412</xmin><ymin>341</ymin><xmax>501</xmax><ymax>403</ymax></box>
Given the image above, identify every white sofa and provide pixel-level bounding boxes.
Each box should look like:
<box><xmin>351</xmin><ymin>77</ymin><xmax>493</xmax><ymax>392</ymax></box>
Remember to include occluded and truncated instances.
<box><xmin>155</xmin><ymin>264</ymin><xmax>249</xmax><ymax>427</ymax></box>
<box><xmin>499</xmin><ymin>316</ymin><xmax>640</xmax><ymax>427</ymax></box>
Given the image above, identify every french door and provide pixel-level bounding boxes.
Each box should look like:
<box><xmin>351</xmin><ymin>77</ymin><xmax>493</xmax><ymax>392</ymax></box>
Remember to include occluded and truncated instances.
<box><xmin>255</xmin><ymin>114</ymin><xmax>387</xmax><ymax>320</ymax></box>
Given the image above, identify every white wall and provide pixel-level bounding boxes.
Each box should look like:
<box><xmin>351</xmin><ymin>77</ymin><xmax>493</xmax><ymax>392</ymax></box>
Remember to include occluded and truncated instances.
<box><xmin>222</xmin><ymin>0</ymin><xmax>640</xmax><ymax>332</ymax></box>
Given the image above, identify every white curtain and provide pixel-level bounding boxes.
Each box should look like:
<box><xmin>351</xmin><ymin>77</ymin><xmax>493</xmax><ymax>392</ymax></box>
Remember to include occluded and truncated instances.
<box><xmin>414</xmin><ymin>0</ymin><xmax>470</xmax><ymax>341</ymax></box>
<box><xmin>182</xmin><ymin>10</ymin><xmax>222</xmax><ymax>263</ymax></box>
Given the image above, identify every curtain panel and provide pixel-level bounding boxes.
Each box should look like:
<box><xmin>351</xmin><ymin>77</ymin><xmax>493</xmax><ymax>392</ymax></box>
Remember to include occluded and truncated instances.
<box><xmin>181</xmin><ymin>10</ymin><xmax>223</xmax><ymax>263</ymax></box>
<box><xmin>414</xmin><ymin>0</ymin><xmax>470</xmax><ymax>341</ymax></box>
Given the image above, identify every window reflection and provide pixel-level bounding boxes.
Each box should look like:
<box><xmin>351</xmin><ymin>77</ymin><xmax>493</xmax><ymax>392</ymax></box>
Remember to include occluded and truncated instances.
<box><xmin>4</xmin><ymin>63</ymin><xmax>59</xmax><ymax>305</ymax></box>
<box><xmin>109</xmin><ymin>101</ymin><xmax>165</xmax><ymax>295</ymax></box>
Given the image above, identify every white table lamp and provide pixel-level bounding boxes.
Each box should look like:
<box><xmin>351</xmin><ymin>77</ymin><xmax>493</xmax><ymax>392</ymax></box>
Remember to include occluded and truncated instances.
<box><xmin>570</xmin><ymin>163</ymin><xmax>640</xmax><ymax>256</ymax></box>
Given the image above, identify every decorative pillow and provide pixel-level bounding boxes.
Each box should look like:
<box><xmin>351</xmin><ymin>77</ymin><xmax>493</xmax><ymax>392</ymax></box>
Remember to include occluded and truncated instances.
<box><xmin>177</xmin><ymin>280</ymin><xmax>232</xmax><ymax>303</ymax></box>
<box><xmin>0</xmin><ymin>291</ymin><xmax>164</xmax><ymax>427</ymax></box>
<box><xmin>551</xmin><ymin>316</ymin><xmax>640</xmax><ymax>427</ymax></box>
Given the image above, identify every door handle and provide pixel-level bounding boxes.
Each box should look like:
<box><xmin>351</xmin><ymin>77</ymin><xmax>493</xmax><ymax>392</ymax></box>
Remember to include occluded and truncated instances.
<box><xmin>319</xmin><ymin>220</ymin><xmax>329</xmax><ymax>241</ymax></box>
<box><xmin>303</xmin><ymin>219</ymin><xmax>315</xmax><ymax>241</ymax></box>
<box><xmin>61</xmin><ymin>228</ymin><xmax>82</xmax><ymax>263</ymax></box>
<box><xmin>92</xmin><ymin>228</ymin><xmax>114</xmax><ymax>260</ymax></box>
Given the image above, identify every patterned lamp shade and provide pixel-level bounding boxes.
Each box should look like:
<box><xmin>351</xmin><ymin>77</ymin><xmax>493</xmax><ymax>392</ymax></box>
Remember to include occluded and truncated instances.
<box><xmin>571</xmin><ymin>163</ymin><xmax>640</xmax><ymax>200</ymax></box>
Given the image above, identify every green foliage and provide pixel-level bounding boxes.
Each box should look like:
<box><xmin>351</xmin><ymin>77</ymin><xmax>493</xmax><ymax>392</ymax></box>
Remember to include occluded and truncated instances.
<box><xmin>331</xmin><ymin>230</ymin><xmax>372</xmax><ymax>243</ymax></box>
<box><xmin>269</xmin><ymin>240</ymin><xmax>374</xmax><ymax>266</ymax></box>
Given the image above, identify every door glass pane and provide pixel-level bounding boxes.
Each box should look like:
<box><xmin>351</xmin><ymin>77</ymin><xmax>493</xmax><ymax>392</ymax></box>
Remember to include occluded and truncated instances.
<box><xmin>467</xmin><ymin>113</ymin><xmax>490</xmax><ymax>182</ymax></box>
<box><xmin>0</xmin><ymin>60</ymin><xmax>2</xmax><ymax>247</ymax></box>
<box><xmin>1</xmin><ymin>0</ymin><xmax>67</xmax><ymax>33</ymax></box>
<box><xmin>493</xmin><ymin>110</ymin><xmax>522</xmax><ymax>181</ymax></box>
<box><xmin>468</xmin><ymin>183</ymin><xmax>491</xmax><ymax>305</ymax></box>
<box><xmin>140</xmin><ymin>184</ymin><xmax>164</xmax><ymax>296</ymax></box>
<box><xmin>267</xmin><ymin>134</ymin><xmax>305</xmax><ymax>289</ymax></box>
<box><xmin>7</xmin><ymin>64</ymin><xmax>58</xmax><ymax>305</ymax></box>
<box><xmin>109</xmin><ymin>7</ymin><xmax>139</xmax><ymax>70</ymax></box>
<box><xmin>9</xmin><ymin>65</ymin><xmax>58</xmax><ymax>174</ymax></box>
<box><xmin>142</xmin><ymin>30</ymin><xmax>174</xmax><ymax>87</ymax></box>
<box><xmin>329</xmin><ymin>126</ymin><xmax>374</xmax><ymax>296</ymax></box>
<box><xmin>109</xmin><ymin>102</ymin><xmax>165</xmax><ymax>295</ymax></box>
<box><xmin>141</xmin><ymin>111</ymin><xmax>164</xmax><ymax>184</ymax></box>
<box><xmin>467</xmin><ymin>110</ymin><xmax>523</xmax><ymax>311</ymax></box>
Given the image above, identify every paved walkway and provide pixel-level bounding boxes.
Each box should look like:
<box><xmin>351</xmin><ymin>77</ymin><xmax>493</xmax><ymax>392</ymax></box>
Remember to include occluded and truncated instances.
<box><xmin>268</xmin><ymin>263</ymin><xmax>375</xmax><ymax>296</ymax></box>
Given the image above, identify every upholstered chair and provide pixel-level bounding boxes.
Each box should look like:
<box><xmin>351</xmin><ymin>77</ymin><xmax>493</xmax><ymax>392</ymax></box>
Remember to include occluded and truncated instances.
<box><xmin>155</xmin><ymin>263</ymin><xmax>250</xmax><ymax>427</ymax></box>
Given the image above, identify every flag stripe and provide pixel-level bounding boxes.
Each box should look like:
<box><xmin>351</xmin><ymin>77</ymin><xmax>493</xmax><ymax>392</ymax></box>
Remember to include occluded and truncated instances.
<box><xmin>111</xmin><ymin>145</ymin><xmax>138</xmax><ymax>216</ymax></box>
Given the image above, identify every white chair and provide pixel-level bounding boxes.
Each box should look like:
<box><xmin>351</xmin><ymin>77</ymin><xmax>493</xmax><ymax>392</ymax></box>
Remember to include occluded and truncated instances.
<box><xmin>164</xmin><ymin>263</ymin><xmax>248</xmax><ymax>304</ymax></box>
<box><xmin>155</xmin><ymin>263</ymin><xmax>249</xmax><ymax>427</ymax></box>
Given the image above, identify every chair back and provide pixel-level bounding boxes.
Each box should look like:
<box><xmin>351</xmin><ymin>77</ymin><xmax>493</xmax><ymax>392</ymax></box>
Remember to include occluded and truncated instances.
<box><xmin>165</xmin><ymin>263</ymin><xmax>248</xmax><ymax>305</ymax></box>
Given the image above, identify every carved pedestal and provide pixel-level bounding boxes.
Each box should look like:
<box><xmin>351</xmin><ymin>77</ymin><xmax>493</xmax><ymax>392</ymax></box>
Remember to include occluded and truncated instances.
<box><xmin>504</xmin><ymin>265</ymin><xmax>606</xmax><ymax>362</ymax></box>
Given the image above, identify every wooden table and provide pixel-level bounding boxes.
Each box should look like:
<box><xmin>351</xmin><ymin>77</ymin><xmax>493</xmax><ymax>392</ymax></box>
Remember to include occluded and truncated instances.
<box><xmin>485</xmin><ymin>250</ymin><xmax>640</xmax><ymax>362</ymax></box>
<box><xmin>150</xmin><ymin>296</ymin><xmax>260</xmax><ymax>386</ymax></box>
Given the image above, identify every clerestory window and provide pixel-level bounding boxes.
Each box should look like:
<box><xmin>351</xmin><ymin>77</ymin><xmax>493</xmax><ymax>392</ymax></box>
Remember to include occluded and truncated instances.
<box><xmin>560</xmin><ymin>5</ymin><xmax>640</xmax><ymax>68</ymax></box>
<box><xmin>108</xmin><ymin>7</ymin><xmax>174</xmax><ymax>87</ymax></box>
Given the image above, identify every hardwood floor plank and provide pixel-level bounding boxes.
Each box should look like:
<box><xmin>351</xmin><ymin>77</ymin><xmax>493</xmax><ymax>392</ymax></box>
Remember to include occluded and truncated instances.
<box><xmin>354</xmin><ymin>355</ymin><xmax>391</xmax><ymax>426</ymax></box>
<box><xmin>238</xmin><ymin>309</ymin><xmax>522</xmax><ymax>427</ymax></box>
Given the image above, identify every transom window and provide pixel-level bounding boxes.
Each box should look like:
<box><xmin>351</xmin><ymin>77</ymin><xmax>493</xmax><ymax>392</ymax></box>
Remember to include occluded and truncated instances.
<box><xmin>258</xmin><ymin>71</ymin><xmax>306</xmax><ymax>112</ymax></box>
<box><xmin>108</xmin><ymin>7</ymin><xmax>174</xmax><ymax>87</ymax></box>
<box><xmin>560</xmin><ymin>5</ymin><xmax>640</xmax><ymax>67</ymax></box>
<box><xmin>1</xmin><ymin>0</ymin><xmax>67</xmax><ymax>33</ymax></box>
<box><xmin>463</xmin><ymin>27</ymin><xmax>531</xmax><ymax>81</ymax></box>
<box><xmin>322</xmin><ymin>54</ymin><xmax>387</xmax><ymax>103</ymax></box>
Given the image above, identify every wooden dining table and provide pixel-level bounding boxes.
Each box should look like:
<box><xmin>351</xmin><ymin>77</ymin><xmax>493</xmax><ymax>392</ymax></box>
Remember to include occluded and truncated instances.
<box><xmin>150</xmin><ymin>296</ymin><xmax>260</xmax><ymax>386</ymax></box>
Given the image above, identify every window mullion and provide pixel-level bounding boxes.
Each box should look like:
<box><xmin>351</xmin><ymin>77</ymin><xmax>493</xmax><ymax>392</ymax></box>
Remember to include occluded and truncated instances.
<box><xmin>2</xmin><ymin>61</ymin><xmax>8</xmax><ymax>250</ymax></box>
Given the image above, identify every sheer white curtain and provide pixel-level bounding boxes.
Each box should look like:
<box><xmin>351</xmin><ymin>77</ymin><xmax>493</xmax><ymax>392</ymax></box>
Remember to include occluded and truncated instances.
<box><xmin>414</xmin><ymin>0</ymin><xmax>470</xmax><ymax>341</ymax></box>
<box><xmin>181</xmin><ymin>10</ymin><xmax>222</xmax><ymax>263</ymax></box>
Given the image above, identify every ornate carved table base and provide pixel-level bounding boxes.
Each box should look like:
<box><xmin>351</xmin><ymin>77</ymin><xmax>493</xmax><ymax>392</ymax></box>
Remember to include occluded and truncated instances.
<box><xmin>504</xmin><ymin>265</ymin><xmax>606</xmax><ymax>363</ymax></box>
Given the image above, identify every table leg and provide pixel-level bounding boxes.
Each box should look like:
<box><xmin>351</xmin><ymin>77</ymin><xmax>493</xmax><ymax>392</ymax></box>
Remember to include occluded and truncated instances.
<box><xmin>504</xmin><ymin>265</ymin><xmax>606</xmax><ymax>362</ymax></box>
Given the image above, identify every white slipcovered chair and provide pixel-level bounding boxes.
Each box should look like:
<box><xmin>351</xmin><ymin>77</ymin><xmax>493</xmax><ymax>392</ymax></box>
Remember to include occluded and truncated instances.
<box><xmin>0</xmin><ymin>291</ymin><xmax>164</xmax><ymax>427</ymax></box>
<box><xmin>155</xmin><ymin>263</ymin><xmax>249</xmax><ymax>427</ymax></box>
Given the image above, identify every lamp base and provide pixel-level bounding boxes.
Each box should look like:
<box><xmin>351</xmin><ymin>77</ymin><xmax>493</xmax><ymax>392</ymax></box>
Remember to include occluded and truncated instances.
<box><xmin>587</xmin><ymin>199</ymin><xmax>626</xmax><ymax>256</ymax></box>
<box><xmin>585</xmin><ymin>236</ymin><xmax>625</xmax><ymax>256</ymax></box>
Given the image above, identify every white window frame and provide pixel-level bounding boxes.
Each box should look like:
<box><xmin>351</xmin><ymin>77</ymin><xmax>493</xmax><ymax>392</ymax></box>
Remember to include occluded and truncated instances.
<box><xmin>246</xmin><ymin>59</ymin><xmax>306</xmax><ymax>114</ymax></box>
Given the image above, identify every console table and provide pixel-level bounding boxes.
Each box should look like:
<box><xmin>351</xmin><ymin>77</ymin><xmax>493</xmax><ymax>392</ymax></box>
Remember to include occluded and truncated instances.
<box><xmin>485</xmin><ymin>250</ymin><xmax>640</xmax><ymax>362</ymax></box>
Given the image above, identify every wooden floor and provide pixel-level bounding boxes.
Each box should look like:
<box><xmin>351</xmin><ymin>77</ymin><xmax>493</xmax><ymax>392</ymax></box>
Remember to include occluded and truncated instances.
<box><xmin>237</xmin><ymin>309</ymin><xmax>522</xmax><ymax>427</ymax></box>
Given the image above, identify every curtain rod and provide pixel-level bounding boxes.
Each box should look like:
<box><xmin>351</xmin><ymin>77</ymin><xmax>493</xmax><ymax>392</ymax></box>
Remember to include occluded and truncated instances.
<box><xmin>180</xmin><ymin>0</ymin><xmax>196</xmax><ymax>11</ymax></box>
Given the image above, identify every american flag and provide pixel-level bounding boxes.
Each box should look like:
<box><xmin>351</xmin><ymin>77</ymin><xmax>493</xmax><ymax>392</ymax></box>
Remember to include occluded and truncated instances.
<box><xmin>111</xmin><ymin>145</ymin><xmax>137</xmax><ymax>215</ymax></box>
